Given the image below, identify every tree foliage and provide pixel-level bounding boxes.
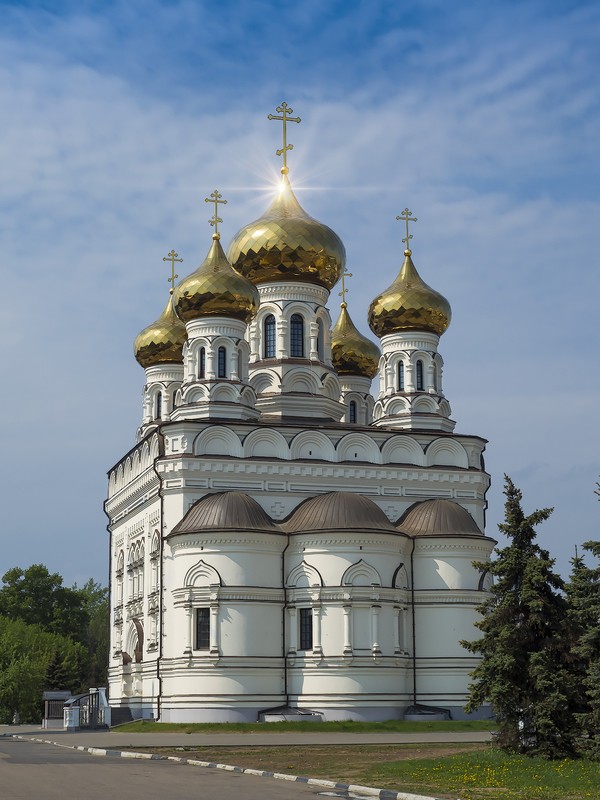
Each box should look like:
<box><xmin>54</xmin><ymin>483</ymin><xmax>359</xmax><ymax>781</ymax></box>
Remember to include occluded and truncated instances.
<box><xmin>566</xmin><ymin>540</ymin><xmax>600</xmax><ymax>758</ymax></box>
<box><xmin>462</xmin><ymin>475</ymin><xmax>577</xmax><ymax>758</ymax></box>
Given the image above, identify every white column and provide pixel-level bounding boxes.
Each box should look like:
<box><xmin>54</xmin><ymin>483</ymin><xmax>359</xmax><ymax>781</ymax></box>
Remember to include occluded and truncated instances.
<box><xmin>426</xmin><ymin>360</ymin><xmax>436</xmax><ymax>394</ymax></box>
<box><xmin>312</xmin><ymin>605</ymin><xmax>322</xmax><ymax>655</ymax></box>
<box><xmin>209</xmin><ymin>602</ymin><xmax>219</xmax><ymax>655</ymax></box>
<box><xmin>230</xmin><ymin>349</ymin><xmax>238</xmax><ymax>380</ymax></box>
<box><xmin>309</xmin><ymin>321</ymin><xmax>318</xmax><ymax>360</ymax></box>
<box><xmin>250</xmin><ymin>322</ymin><xmax>260</xmax><ymax>362</ymax></box>
<box><xmin>342</xmin><ymin>605</ymin><xmax>352</xmax><ymax>654</ymax></box>
<box><xmin>384</xmin><ymin>361</ymin><xmax>394</xmax><ymax>396</ymax></box>
<box><xmin>278</xmin><ymin>320</ymin><xmax>288</xmax><ymax>359</ymax></box>
<box><xmin>371</xmin><ymin>605</ymin><xmax>381</xmax><ymax>654</ymax></box>
<box><xmin>206</xmin><ymin>348</ymin><xmax>216</xmax><ymax>380</ymax></box>
<box><xmin>184</xmin><ymin>604</ymin><xmax>192</xmax><ymax>654</ymax></box>
<box><xmin>405</xmin><ymin>362</ymin><xmax>415</xmax><ymax>393</ymax></box>
<box><xmin>393</xmin><ymin>606</ymin><xmax>401</xmax><ymax>654</ymax></box>
<box><xmin>402</xmin><ymin>607</ymin><xmax>409</xmax><ymax>653</ymax></box>
<box><xmin>287</xmin><ymin>607</ymin><xmax>297</xmax><ymax>654</ymax></box>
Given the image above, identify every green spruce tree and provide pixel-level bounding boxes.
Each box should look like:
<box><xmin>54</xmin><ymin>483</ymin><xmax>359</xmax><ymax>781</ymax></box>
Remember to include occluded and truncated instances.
<box><xmin>566</xmin><ymin>540</ymin><xmax>600</xmax><ymax>758</ymax></box>
<box><xmin>462</xmin><ymin>475</ymin><xmax>577</xmax><ymax>758</ymax></box>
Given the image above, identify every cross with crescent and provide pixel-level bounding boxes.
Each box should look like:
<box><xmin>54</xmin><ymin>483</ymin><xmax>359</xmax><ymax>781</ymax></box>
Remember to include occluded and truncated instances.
<box><xmin>268</xmin><ymin>101</ymin><xmax>301</xmax><ymax>174</ymax></box>
<box><xmin>338</xmin><ymin>267</ymin><xmax>353</xmax><ymax>306</ymax></box>
<box><xmin>396</xmin><ymin>208</ymin><xmax>417</xmax><ymax>253</ymax></box>
<box><xmin>205</xmin><ymin>189</ymin><xmax>227</xmax><ymax>238</ymax></box>
<box><xmin>163</xmin><ymin>249</ymin><xmax>183</xmax><ymax>294</ymax></box>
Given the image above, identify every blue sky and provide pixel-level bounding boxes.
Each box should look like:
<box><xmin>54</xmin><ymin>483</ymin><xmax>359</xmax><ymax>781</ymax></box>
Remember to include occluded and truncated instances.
<box><xmin>1</xmin><ymin>0</ymin><xmax>598</xmax><ymax>586</ymax></box>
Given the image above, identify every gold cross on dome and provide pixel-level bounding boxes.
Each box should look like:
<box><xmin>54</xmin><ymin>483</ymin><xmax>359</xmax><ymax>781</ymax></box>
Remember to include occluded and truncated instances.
<box><xmin>205</xmin><ymin>189</ymin><xmax>227</xmax><ymax>238</ymax></box>
<box><xmin>268</xmin><ymin>101</ymin><xmax>301</xmax><ymax>174</ymax></box>
<box><xmin>338</xmin><ymin>267</ymin><xmax>353</xmax><ymax>306</ymax></box>
<box><xmin>396</xmin><ymin>208</ymin><xmax>417</xmax><ymax>253</ymax></box>
<box><xmin>163</xmin><ymin>249</ymin><xmax>183</xmax><ymax>294</ymax></box>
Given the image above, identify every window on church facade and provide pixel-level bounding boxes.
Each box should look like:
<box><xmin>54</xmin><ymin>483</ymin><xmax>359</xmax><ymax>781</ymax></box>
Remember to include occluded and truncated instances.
<box><xmin>155</xmin><ymin>393</ymin><xmax>162</xmax><ymax>420</ymax></box>
<box><xmin>416</xmin><ymin>360</ymin><xmax>424</xmax><ymax>391</ymax></box>
<box><xmin>290</xmin><ymin>314</ymin><xmax>304</xmax><ymax>358</ymax></box>
<box><xmin>299</xmin><ymin>607</ymin><xmax>313</xmax><ymax>651</ymax></box>
<box><xmin>195</xmin><ymin>608</ymin><xmax>210</xmax><ymax>650</ymax></box>
<box><xmin>349</xmin><ymin>400</ymin><xmax>357</xmax><ymax>424</ymax></box>
<box><xmin>398</xmin><ymin>361</ymin><xmax>404</xmax><ymax>391</ymax></box>
<box><xmin>199</xmin><ymin>347</ymin><xmax>206</xmax><ymax>378</ymax></box>
<box><xmin>172</xmin><ymin>391</ymin><xmax>177</xmax><ymax>411</ymax></box>
<box><xmin>264</xmin><ymin>314</ymin><xmax>276</xmax><ymax>358</ymax></box>
<box><xmin>217</xmin><ymin>347</ymin><xmax>227</xmax><ymax>378</ymax></box>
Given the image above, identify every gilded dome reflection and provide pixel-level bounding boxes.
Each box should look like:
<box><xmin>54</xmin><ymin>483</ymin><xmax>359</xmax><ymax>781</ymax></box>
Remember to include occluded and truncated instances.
<box><xmin>227</xmin><ymin>175</ymin><xmax>345</xmax><ymax>290</ymax></box>
<box><xmin>134</xmin><ymin>296</ymin><xmax>187</xmax><ymax>369</ymax></box>
<box><xmin>332</xmin><ymin>304</ymin><xmax>380</xmax><ymax>379</ymax></box>
<box><xmin>368</xmin><ymin>251</ymin><xmax>451</xmax><ymax>338</ymax></box>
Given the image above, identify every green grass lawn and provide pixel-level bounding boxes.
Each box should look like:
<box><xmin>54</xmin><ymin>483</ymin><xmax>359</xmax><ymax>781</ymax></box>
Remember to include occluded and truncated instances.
<box><xmin>114</xmin><ymin>718</ymin><xmax>496</xmax><ymax>733</ymax></box>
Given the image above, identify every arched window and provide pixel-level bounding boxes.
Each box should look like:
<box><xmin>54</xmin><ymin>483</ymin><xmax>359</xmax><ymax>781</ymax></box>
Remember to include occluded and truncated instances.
<box><xmin>398</xmin><ymin>361</ymin><xmax>405</xmax><ymax>391</ymax></box>
<box><xmin>198</xmin><ymin>347</ymin><xmax>206</xmax><ymax>379</ymax></box>
<box><xmin>349</xmin><ymin>400</ymin><xmax>357</xmax><ymax>424</ymax></box>
<box><xmin>172</xmin><ymin>391</ymin><xmax>177</xmax><ymax>411</ymax></box>
<box><xmin>290</xmin><ymin>314</ymin><xmax>304</xmax><ymax>358</ymax></box>
<box><xmin>263</xmin><ymin>314</ymin><xmax>276</xmax><ymax>358</ymax></box>
<box><xmin>317</xmin><ymin>318</ymin><xmax>325</xmax><ymax>361</ymax></box>
<box><xmin>217</xmin><ymin>346</ymin><xmax>227</xmax><ymax>378</ymax></box>
<box><xmin>416</xmin><ymin>360</ymin><xmax>424</xmax><ymax>391</ymax></box>
<box><xmin>155</xmin><ymin>393</ymin><xmax>162</xmax><ymax>420</ymax></box>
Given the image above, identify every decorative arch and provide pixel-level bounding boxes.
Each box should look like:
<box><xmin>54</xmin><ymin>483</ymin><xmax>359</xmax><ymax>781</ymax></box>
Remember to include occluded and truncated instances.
<box><xmin>123</xmin><ymin>457</ymin><xmax>133</xmax><ymax>485</ymax></box>
<box><xmin>250</xmin><ymin>370</ymin><xmax>279</xmax><ymax>395</ymax></box>
<box><xmin>116</xmin><ymin>464</ymin><xmax>124</xmax><ymax>490</ymax></box>
<box><xmin>393</xmin><ymin>563</ymin><xmax>409</xmax><ymax>589</ymax></box>
<box><xmin>243</xmin><ymin>429</ymin><xmax>289</xmax><ymax>460</ymax></box>
<box><xmin>289</xmin><ymin>430</ymin><xmax>336</xmax><ymax>461</ymax></box>
<box><xmin>282</xmin><ymin>368</ymin><xmax>321</xmax><ymax>395</ymax></box>
<box><xmin>386</xmin><ymin>397</ymin><xmax>410</xmax><ymax>416</ymax></box>
<box><xmin>193</xmin><ymin>426</ymin><xmax>243</xmax><ymax>458</ymax></box>
<box><xmin>381</xmin><ymin>436</ymin><xmax>425</xmax><ymax>466</ymax></box>
<box><xmin>336</xmin><ymin>432</ymin><xmax>381</xmax><ymax>464</ymax></box>
<box><xmin>184</xmin><ymin>384</ymin><xmax>209</xmax><ymax>404</ymax></box>
<box><xmin>239</xmin><ymin>386</ymin><xmax>255</xmax><ymax>407</ymax></box>
<box><xmin>210</xmin><ymin>384</ymin><xmax>238</xmax><ymax>403</ymax></box>
<box><xmin>140</xmin><ymin>442</ymin><xmax>151</xmax><ymax>470</ymax></box>
<box><xmin>184</xmin><ymin>559</ymin><xmax>223</xmax><ymax>587</ymax></box>
<box><xmin>322</xmin><ymin>373</ymin><xmax>341</xmax><ymax>401</ymax></box>
<box><xmin>149</xmin><ymin>435</ymin><xmax>160</xmax><ymax>461</ymax></box>
<box><xmin>150</xmin><ymin>531</ymin><xmax>159</xmax><ymax>555</ymax></box>
<box><xmin>426</xmin><ymin>438</ymin><xmax>469</xmax><ymax>469</ymax></box>
<box><xmin>285</xmin><ymin>561</ymin><xmax>323</xmax><ymax>588</ymax></box>
<box><xmin>341</xmin><ymin>559</ymin><xmax>382</xmax><ymax>587</ymax></box>
<box><xmin>412</xmin><ymin>396</ymin><xmax>438</xmax><ymax>413</ymax></box>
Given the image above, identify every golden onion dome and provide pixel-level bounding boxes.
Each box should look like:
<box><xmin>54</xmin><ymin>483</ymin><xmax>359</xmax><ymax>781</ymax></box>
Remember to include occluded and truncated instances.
<box><xmin>134</xmin><ymin>295</ymin><xmax>187</xmax><ymax>369</ymax></box>
<box><xmin>368</xmin><ymin>250</ymin><xmax>451</xmax><ymax>338</ymax></box>
<box><xmin>174</xmin><ymin>234</ymin><xmax>260</xmax><ymax>324</ymax></box>
<box><xmin>332</xmin><ymin>303</ymin><xmax>380</xmax><ymax>379</ymax></box>
<box><xmin>226</xmin><ymin>174</ymin><xmax>346</xmax><ymax>290</ymax></box>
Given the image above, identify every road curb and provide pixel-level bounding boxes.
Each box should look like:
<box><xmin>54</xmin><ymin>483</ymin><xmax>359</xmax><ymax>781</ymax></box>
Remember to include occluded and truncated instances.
<box><xmin>12</xmin><ymin>734</ymin><xmax>450</xmax><ymax>800</ymax></box>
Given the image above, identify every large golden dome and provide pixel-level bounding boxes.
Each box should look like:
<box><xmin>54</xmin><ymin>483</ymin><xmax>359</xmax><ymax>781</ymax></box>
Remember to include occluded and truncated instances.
<box><xmin>227</xmin><ymin>174</ymin><xmax>346</xmax><ymax>290</ymax></box>
<box><xmin>134</xmin><ymin>296</ymin><xmax>187</xmax><ymax>369</ymax></box>
<box><xmin>368</xmin><ymin>250</ymin><xmax>451</xmax><ymax>338</ymax></box>
<box><xmin>332</xmin><ymin>303</ymin><xmax>380</xmax><ymax>379</ymax></box>
<box><xmin>174</xmin><ymin>235</ymin><xmax>260</xmax><ymax>324</ymax></box>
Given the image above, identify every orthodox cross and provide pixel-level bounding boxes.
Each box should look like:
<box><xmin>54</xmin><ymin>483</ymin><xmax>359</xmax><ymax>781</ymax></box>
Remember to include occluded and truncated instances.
<box><xmin>268</xmin><ymin>101</ymin><xmax>301</xmax><ymax>174</ymax></box>
<box><xmin>205</xmin><ymin>189</ymin><xmax>227</xmax><ymax>238</ymax></box>
<box><xmin>396</xmin><ymin>208</ymin><xmax>417</xmax><ymax>252</ymax></box>
<box><xmin>338</xmin><ymin>267</ymin><xmax>353</xmax><ymax>306</ymax></box>
<box><xmin>163</xmin><ymin>250</ymin><xmax>183</xmax><ymax>294</ymax></box>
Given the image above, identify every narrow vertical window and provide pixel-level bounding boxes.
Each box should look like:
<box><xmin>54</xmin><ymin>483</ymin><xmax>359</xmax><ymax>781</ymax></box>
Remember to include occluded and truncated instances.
<box><xmin>290</xmin><ymin>314</ymin><xmax>304</xmax><ymax>358</ymax></box>
<box><xmin>263</xmin><ymin>314</ymin><xmax>276</xmax><ymax>358</ymax></box>
<box><xmin>199</xmin><ymin>347</ymin><xmax>206</xmax><ymax>378</ymax></box>
<box><xmin>155</xmin><ymin>393</ymin><xmax>162</xmax><ymax>419</ymax></box>
<box><xmin>217</xmin><ymin>347</ymin><xmax>227</xmax><ymax>378</ymax></box>
<box><xmin>195</xmin><ymin>608</ymin><xmax>210</xmax><ymax>650</ymax></box>
<box><xmin>172</xmin><ymin>391</ymin><xmax>177</xmax><ymax>411</ymax></box>
<box><xmin>317</xmin><ymin>318</ymin><xmax>325</xmax><ymax>361</ymax></box>
<box><xmin>416</xmin><ymin>360</ymin><xmax>424</xmax><ymax>391</ymax></box>
<box><xmin>398</xmin><ymin>360</ymin><xmax>405</xmax><ymax>391</ymax></box>
<box><xmin>299</xmin><ymin>607</ymin><xmax>313</xmax><ymax>651</ymax></box>
<box><xmin>349</xmin><ymin>400</ymin><xmax>357</xmax><ymax>424</ymax></box>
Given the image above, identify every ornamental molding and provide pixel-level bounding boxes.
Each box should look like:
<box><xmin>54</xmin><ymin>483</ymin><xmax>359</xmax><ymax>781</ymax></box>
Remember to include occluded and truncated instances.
<box><xmin>413</xmin><ymin>589</ymin><xmax>490</xmax><ymax>604</ymax></box>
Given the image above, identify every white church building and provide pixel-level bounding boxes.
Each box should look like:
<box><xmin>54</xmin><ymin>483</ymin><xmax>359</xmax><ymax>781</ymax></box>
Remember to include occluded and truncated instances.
<box><xmin>105</xmin><ymin>105</ymin><xmax>495</xmax><ymax>722</ymax></box>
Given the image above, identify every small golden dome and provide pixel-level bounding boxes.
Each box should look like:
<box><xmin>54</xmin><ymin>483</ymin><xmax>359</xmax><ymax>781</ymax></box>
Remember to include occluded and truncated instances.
<box><xmin>332</xmin><ymin>303</ymin><xmax>380</xmax><ymax>379</ymax></box>
<box><xmin>174</xmin><ymin>235</ymin><xmax>260</xmax><ymax>324</ymax></box>
<box><xmin>227</xmin><ymin>174</ymin><xmax>346</xmax><ymax>290</ymax></box>
<box><xmin>368</xmin><ymin>251</ymin><xmax>451</xmax><ymax>338</ymax></box>
<box><xmin>134</xmin><ymin>296</ymin><xmax>187</xmax><ymax>369</ymax></box>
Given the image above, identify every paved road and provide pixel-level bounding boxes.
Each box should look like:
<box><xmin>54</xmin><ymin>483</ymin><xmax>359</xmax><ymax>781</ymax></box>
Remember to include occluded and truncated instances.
<box><xmin>0</xmin><ymin>737</ymin><xmax>338</xmax><ymax>800</ymax></box>
<box><xmin>2</xmin><ymin>724</ymin><xmax>493</xmax><ymax>748</ymax></box>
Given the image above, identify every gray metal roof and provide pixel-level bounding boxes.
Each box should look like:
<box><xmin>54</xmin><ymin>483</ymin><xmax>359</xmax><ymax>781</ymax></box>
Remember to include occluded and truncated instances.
<box><xmin>170</xmin><ymin>491</ymin><xmax>282</xmax><ymax>535</ymax></box>
<box><xmin>285</xmin><ymin>492</ymin><xmax>398</xmax><ymax>533</ymax></box>
<box><xmin>398</xmin><ymin>498</ymin><xmax>483</xmax><ymax>537</ymax></box>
